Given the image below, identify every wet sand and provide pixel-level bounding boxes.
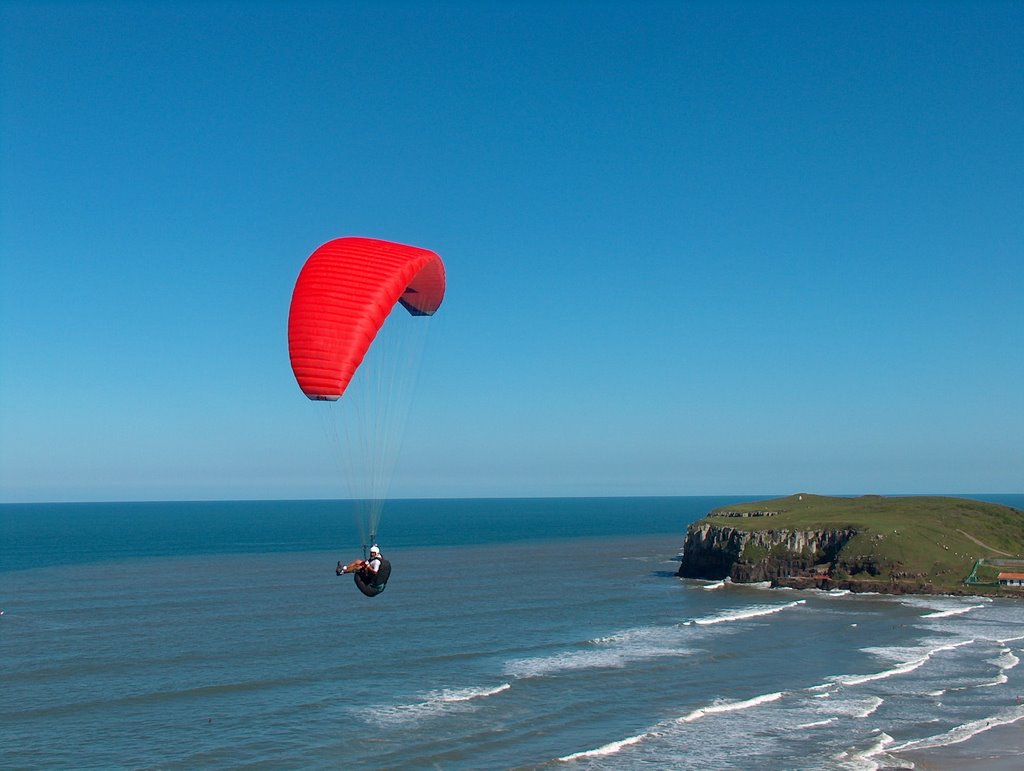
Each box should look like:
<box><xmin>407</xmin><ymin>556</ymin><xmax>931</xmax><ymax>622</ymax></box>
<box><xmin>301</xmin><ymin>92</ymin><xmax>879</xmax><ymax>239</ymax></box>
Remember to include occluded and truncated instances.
<box><xmin>891</xmin><ymin>722</ymin><xmax>1024</xmax><ymax>770</ymax></box>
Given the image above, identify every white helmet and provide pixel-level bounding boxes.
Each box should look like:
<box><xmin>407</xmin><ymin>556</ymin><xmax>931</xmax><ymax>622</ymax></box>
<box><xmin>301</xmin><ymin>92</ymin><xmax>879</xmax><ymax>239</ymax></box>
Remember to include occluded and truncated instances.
<box><xmin>369</xmin><ymin>545</ymin><xmax>380</xmax><ymax>556</ymax></box>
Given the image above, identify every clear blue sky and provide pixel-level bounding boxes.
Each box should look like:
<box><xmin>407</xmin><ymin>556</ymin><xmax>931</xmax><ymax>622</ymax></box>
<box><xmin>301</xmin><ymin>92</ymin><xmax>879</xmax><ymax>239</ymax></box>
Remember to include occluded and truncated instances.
<box><xmin>1</xmin><ymin>1</ymin><xmax>1021</xmax><ymax>503</ymax></box>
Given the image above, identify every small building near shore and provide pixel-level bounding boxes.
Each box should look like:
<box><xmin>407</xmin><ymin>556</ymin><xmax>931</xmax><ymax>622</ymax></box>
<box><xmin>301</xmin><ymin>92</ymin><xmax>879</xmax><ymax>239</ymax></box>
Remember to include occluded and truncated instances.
<box><xmin>997</xmin><ymin>572</ymin><xmax>1024</xmax><ymax>587</ymax></box>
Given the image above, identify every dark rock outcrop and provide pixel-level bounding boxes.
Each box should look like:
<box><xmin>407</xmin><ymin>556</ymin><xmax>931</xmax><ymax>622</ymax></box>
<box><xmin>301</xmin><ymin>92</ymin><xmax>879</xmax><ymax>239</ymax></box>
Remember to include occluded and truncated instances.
<box><xmin>677</xmin><ymin>521</ymin><xmax>857</xmax><ymax>586</ymax></box>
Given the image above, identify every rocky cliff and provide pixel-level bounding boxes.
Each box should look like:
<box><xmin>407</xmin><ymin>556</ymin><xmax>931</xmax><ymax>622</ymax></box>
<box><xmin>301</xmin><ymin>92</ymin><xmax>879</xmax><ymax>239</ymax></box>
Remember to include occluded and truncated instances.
<box><xmin>677</xmin><ymin>521</ymin><xmax>857</xmax><ymax>586</ymax></box>
<box><xmin>675</xmin><ymin>494</ymin><xmax>1024</xmax><ymax>595</ymax></box>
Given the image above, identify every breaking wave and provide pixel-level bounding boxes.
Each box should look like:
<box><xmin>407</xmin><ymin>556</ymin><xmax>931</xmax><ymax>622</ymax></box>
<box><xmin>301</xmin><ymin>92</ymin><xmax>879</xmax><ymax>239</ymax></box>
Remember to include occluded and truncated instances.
<box><xmin>558</xmin><ymin>731</ymin><xmax>651</xmax><ymax>761</ymax></box>
<box><xmin>677</xmin><ymin>691</ymin><xmax>784</xmax><ymax>723</ymax></box>
<box><xmin>796</xmin><ymin>718</ymin><xmax>836</xmax><ymax>729</ymax></box>
<box><xmin>369</xmin><ymin>683</ymin><xmax>511</xmax><ymax>726</ymax></box>
<box><xmin>885</xmin><ymin>708</ymin><xmax>1024</xmax><ymax>755</ymax></box>
<box><xmin>686</xmin><ymin>599</ymin><xmax>806</xmax><ymax>626</ymax></box>
<box><xmin>558</xmin><ymin>690</ymin><xmax>786</xmax><ymax>762</ymax></box>
<box><xmin>920</xmin><ymin>604</ymin><xmax>985</xmax><ymax>619</ymax></box>
<box><xmin>833</xmin><ymin>639</ymin><xmax>976</xmax><ymax>687</ymax></box>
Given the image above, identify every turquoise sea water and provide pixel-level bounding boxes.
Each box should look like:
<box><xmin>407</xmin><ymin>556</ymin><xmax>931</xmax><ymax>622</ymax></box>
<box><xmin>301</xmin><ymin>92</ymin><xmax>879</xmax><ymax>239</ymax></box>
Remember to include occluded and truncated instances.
<box><xmin>3</xmin><ymin>495</ymin><xmax>1024</xmax><ymax>769</ymax></box>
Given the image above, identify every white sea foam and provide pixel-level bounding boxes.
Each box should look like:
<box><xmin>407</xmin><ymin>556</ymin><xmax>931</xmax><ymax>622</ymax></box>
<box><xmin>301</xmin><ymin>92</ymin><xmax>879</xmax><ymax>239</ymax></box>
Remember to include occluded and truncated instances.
<box><xmin>448</xmin><ymin>683</ymin><xmax>511</xmax><ymax>701</ymax></box>
<box><xmin>920</xmin><ymin>604</ymin><xmax>985</xmax><ymax>619</ymax></box>
<box><xmin>505</xmin><ymin>634</ymin><xmax>688</xmax><ymax>679</ymax></box>
<box><xmin>796</xmin><ymin>717</ymin><xmax>836</xmax><ymax>729</ymax></box>
<box><xmin>976</xmin><ymin>672</ymin><xmax>1008</xmax><ymax>688</ymax></box>
<box><xmin>505</xmin><ymin>650</ymin><xmax>625</xmax><ymax>678</ymax></box>
<box><xmin>968</xmin><ymin>647</ymin><xmax>1022</xmax><ymax>689</ymax></box>
<box><xmin>853</xmin><ymin>696</ymin><xmax>884</xmax><ymax>719</ymax></box>
<box><xmin>819</xmin><ymin>695</ymin><xmax>885</xmax><ymax>720</ymax></box>
<box><xmin>676</xmin><ymin>691</ymin><xmax>784</xmax><ymax>723</ymax></box>
<box><xmin>370</xmin><ymin>683</ymin><xmax>511</xmax><ymax>725</ymax></box>
<box><xmin>558</xmin><ymin>731</ymin><xmax>651</xmax><ymax>761</ymax></box>
<box><xmin>555</xmin><ymin>687</ymin><xmax>789</xmax><ymax>762</ymax></box>
<box><xmin>686</xmin><ymin>599</ymin><xmax>805</xmax><ymax>626</ymax></box>
<box><xmin>837</xmin><ymin>660</ymin><xmax>927</xmax><ymax>686</ymax></box>
<box><xmin>703</xmin><ymin>580</ymin><xmax>725</xmax><ymax>591</ymax></box>
<box><xmin>993</xmin><ymin>647</ymin><xmax>1021</xmax><ymax>671</ymax></box>
<box><xmin>837</xmin><ymin>731</ymin><xmax>896</xmax><ymax>771</ymax></box>
<box><xmin>836</xmin><ymin>639</ymin><xmax>976</xmax><ymax>687</ymax></box>
<box><xmin>864</xmin><ymin>638</ymin><xmax>976</xmax><ymax>661</ymax></box>
<box><xmin>911</xmin><ymin>594</ymin><xmax>992</xmax><ymax>605</ymax></box>
<box><xmin>589</xmin><ymin>626</ymin><xmax>673</xmax><ymax>646</ymax></box>
<box><xmin>888</xmin><ymin>709</ymin><xmax>1024</xmax><ymax>753</ymax></box>
<box><xmin>899</xmin><ymin>596</ymin><xmax>957</xmax><ymax>610</ymax></box>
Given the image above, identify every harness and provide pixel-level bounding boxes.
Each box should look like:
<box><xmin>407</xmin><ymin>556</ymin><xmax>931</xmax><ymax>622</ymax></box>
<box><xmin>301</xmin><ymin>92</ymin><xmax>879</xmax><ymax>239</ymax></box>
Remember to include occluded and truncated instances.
<box><xmin>353</xmin><ymin>555</ymin><xmax>391</xmax><ymax>597</ymax></box>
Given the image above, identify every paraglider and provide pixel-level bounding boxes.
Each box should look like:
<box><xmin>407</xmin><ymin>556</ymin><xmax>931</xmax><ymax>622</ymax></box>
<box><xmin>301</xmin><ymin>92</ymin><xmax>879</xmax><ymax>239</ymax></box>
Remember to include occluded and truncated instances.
<box><xmin>336</xmin><ymin>545</ymin><xmax>392</xmax><ymax>597</ymax></box>
<box><xmin>288</xmin><ymin>237</ymin><xmax>445</xmax><ymax>596</ymax></box>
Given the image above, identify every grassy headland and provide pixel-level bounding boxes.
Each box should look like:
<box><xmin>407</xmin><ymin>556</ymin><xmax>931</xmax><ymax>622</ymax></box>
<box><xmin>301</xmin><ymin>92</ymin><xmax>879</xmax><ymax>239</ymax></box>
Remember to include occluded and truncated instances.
<box><xmin>691</xmin><ymin>494</ymin><xmax>1024</xmax><ymax>594</ymax></box>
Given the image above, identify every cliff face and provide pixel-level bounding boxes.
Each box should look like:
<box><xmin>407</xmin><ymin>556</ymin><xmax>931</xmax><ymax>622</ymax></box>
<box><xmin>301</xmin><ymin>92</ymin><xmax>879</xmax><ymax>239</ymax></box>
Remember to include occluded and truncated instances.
<box><xmin>677</xmin><ymin>522</ymin><xmax>857</xmax><ymax>585</ymax></box>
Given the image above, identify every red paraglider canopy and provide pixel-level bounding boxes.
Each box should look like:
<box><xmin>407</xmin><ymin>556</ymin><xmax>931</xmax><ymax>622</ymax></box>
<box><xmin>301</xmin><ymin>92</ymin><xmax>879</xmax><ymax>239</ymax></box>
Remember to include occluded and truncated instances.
<box><xmin>288</xmin><ymin>237</ymin><xmax>445</xmax><ymax>400</ymax></box>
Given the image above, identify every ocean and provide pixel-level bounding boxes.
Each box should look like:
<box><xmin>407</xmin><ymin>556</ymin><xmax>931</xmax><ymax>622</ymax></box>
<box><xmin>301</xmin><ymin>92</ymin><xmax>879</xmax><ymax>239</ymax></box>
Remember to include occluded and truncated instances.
<box><xmin>3</xmin><ymin>495</ymin><xmax>1024</xmax><ymax>769</ymax></box>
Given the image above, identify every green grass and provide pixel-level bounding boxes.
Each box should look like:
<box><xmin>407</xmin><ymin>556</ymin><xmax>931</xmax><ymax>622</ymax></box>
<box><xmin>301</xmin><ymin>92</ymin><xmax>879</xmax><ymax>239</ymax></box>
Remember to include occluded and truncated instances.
<box><xmin>741</xmin><ymin>542</ymin><xmax>768</xmax><ymax>562</ymax></box>
<box><xmin>701</xmin><ymin>494</ymin><xmax>1024</xmax><ymax>593</ymax></box>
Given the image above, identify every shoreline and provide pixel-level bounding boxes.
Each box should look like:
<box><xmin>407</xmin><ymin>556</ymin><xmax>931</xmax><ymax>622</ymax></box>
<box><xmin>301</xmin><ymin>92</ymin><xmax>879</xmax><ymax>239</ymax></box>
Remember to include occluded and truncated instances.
<box><xmin>887</xmin><ymin>720</ymin><xmax>1024</xmax><ymax>770</ymax></box>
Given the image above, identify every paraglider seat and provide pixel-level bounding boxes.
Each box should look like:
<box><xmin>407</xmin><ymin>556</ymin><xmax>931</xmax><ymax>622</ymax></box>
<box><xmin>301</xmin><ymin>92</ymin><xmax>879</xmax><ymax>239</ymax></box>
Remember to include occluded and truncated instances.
<box><xmin>354</xmin><ymin>558</ymin><xmax>391</xmax><ymax>597</ymax></box>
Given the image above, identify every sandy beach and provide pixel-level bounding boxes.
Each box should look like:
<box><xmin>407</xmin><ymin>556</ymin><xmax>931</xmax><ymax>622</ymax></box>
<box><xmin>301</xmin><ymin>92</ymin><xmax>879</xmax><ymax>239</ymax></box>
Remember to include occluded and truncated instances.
<box><xmin>891</xmin><ymin>721</ymin><xmax>1024</xmax><ymax>770</ymax></box>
